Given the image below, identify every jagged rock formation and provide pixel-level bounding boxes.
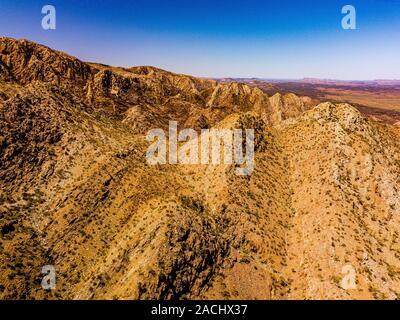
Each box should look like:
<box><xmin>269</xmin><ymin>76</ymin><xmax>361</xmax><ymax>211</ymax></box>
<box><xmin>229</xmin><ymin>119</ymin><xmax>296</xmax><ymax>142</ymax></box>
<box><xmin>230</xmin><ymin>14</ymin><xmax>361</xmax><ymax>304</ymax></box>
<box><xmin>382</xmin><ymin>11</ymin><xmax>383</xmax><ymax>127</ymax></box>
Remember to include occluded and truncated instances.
<box><xmin>1</xmin><ymin>37</ymin><xmax>400</xmax><ymax>300</ymax></box>
<box><xmin>269</xmin><ymin>93</ymin><xmax>315</xmax><ymax>124</ymax></box>
<box><xmin>2</xmin><ymin>37</ymin><xmax>314</xmax><ymax>131</ymax></box>
<box><xmin>0</xmin><ymin>38</ymin><xmax>91</xmax><ymax>87</ymax></box>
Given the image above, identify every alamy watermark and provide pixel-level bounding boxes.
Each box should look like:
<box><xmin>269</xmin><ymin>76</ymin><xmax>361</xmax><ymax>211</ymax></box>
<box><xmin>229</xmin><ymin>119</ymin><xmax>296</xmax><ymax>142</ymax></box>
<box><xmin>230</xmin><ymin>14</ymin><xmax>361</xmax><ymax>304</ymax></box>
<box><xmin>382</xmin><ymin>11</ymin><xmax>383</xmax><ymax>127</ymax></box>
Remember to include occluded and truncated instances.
<box><xmin>41</xmin><ymin>265</ymin><xmax>56</xmax><ymax>290</ymax></box>
<box><xmin>41</xmin><ymin>5</ymin><xmax>56</xmax><ymax>30</ymax></box>
<box><xmin>341</xmin><ymin>5</ymin><xmax>356</xmax><ymax>30</ymax></box>
<box><xmin>40</xmin><ymin>5</ymin><xmax>355</xmax><ymax>31</ymax></box>
<box><xmin>341</xmin><ymin>264</ymin><xmax>357</xmax><ymax>290</ymax></box>
<box><xmin>146</xmin><ymin>121</ymin><xmax>255</xmax><ymax>176</ymax></box>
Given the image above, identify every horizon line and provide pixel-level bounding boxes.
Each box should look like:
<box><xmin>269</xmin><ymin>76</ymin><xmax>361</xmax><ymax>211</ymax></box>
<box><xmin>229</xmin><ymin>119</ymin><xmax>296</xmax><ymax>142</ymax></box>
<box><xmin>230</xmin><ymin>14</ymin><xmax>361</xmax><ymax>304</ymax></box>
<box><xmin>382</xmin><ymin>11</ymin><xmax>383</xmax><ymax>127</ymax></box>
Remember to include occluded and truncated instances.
<box><xmin>4</xmin><ymin>37</ymin><xmax>400</xmax><ymax>83</ymax></box>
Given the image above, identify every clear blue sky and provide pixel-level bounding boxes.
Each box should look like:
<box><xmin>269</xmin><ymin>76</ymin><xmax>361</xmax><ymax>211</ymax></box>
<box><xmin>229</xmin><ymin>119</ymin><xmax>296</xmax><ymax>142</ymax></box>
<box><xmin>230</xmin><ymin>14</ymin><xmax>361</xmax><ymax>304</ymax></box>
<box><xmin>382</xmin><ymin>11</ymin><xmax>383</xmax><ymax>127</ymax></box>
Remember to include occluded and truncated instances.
<box><xmin>1</xmin><ymin>0</ymin><xmax>399</xmax><ymax>79</ymax></box>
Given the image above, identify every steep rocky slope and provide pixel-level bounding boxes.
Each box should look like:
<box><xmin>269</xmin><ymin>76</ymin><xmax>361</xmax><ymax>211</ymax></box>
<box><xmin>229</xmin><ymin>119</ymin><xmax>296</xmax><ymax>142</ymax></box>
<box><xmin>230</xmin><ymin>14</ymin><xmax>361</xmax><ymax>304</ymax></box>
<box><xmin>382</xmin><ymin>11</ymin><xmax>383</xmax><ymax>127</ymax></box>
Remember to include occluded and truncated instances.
<box><xmin>279</xmin><ymin>104</ymin><xmax>400</xmax><ymax>299</ymax></box>
<box><xmin>1</xmin><ymin>37</ymin><xmax>399</xmax><ymax>300</ymax></box>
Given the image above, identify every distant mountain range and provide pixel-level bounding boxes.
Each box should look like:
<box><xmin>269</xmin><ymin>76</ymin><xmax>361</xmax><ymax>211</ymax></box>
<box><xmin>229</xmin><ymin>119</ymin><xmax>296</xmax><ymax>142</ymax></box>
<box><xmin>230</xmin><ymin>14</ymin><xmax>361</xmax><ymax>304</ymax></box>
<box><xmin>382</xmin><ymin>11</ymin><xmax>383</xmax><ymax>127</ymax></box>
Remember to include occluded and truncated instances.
<box><xmin>217</xmin><ymin>77</ymin><xmax>400</xmax><ymax>86</ymax></box>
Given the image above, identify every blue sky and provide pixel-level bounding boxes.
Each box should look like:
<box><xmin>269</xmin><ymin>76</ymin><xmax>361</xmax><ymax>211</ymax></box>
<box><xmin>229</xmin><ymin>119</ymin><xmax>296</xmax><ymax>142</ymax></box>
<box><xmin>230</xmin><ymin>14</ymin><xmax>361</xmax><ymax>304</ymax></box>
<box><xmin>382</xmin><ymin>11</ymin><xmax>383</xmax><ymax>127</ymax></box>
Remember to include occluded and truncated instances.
<box><xmin>1</xmin><ymin>0</ymin><xmax>400</xmax><ymax>79</ymax></box>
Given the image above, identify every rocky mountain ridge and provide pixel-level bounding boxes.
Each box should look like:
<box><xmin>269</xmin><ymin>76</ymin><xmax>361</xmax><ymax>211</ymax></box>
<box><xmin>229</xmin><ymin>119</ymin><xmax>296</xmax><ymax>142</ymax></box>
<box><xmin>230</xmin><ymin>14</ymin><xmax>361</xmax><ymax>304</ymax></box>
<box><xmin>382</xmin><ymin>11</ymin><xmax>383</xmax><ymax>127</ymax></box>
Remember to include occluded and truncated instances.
<box><xmin>1</xmin><ymin>37</ymin><xmax>400</xmax><ymax>300</ymax></box>
<box><xmin>1</xmin><ymin>38</ymin><xmax>314</xmax><ymax>130</ymax></box>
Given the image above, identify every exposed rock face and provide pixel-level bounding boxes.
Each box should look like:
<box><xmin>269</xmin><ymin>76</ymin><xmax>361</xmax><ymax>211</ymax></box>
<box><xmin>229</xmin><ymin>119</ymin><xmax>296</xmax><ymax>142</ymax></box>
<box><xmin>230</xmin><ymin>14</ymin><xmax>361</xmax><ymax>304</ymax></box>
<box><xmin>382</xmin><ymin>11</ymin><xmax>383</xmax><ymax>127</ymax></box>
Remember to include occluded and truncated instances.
<box><xmin>0</xmin><ymin>38</ymin><xmax>92</xmax><ymax>87</ymax></box>
<box><xmin>1</xmin><ymin>38</ymin><xmax>314</xmax><ymax>131</ymax></box>
<box><xmin>1</xmin><ymin>37</ymin><xmax>400</xmax><ymax>300</ymax></box>
<box><xmin>269</xmin><ymin>92</ymin><xmax>315</xmax><ymax>124</ymax></box>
